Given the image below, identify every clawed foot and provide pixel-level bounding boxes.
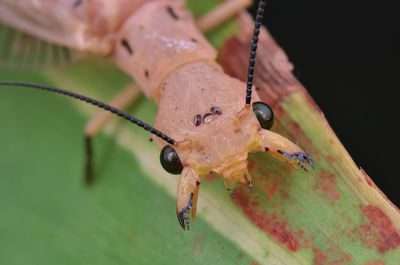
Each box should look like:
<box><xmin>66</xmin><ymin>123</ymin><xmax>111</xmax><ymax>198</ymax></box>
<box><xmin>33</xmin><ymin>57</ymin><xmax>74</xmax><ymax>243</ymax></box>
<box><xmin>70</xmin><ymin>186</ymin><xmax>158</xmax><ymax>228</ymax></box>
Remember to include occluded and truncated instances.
<box><xmin>176</xmin><ymin>167</ymin><xmax>200</xmax><ymax>231</ymax></box>
<box><xmin>277</xmin><ymin>150</ymin><xmax>314</xmax><ymax>171</ymax></box>
<box><xmin>258</xmin><ymin>129</ymin><xmax>315</xmax><ymax>171</ymax></box>
<box><xmin>177</xmin><ymin>193</ymin><xmax>193</xmax><ymax>231</ymax></box>
<box><xmin>226</xmin><ymin>188</ymin><xmax>236</xmax><ymax>198</ymax></box>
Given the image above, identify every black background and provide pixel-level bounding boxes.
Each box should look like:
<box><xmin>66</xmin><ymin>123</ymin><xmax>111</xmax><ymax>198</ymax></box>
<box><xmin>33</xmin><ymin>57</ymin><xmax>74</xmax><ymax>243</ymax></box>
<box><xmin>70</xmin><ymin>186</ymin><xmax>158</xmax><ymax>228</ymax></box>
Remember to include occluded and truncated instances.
<box><xmin>250</xmin><ymin>0</ymin><xmax>400</xmax><ymax>206</ymax></box>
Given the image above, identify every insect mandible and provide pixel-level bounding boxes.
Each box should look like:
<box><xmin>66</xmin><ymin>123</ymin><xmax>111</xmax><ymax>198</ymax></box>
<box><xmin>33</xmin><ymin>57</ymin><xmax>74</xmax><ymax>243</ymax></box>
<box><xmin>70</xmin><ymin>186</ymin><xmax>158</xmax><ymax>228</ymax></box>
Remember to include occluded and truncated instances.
<box><xmin>0</xmin><ymin>0</ymin><xmax>314</xmax><ymax>230</ymax></box>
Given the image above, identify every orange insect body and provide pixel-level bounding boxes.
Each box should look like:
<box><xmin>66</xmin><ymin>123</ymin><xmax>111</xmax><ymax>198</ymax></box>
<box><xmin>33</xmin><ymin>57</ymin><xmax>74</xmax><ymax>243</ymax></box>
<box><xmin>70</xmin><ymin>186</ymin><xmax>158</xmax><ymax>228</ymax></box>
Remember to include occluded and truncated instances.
<box><xmin>115</xmin><ymin>1</ymin><xmax>216</xmax><ymax>99</ymax></box>
<box><xmin>0</xmin><ymin>0</ymin><xmax>313</xmax><ymax>230</ymax></box>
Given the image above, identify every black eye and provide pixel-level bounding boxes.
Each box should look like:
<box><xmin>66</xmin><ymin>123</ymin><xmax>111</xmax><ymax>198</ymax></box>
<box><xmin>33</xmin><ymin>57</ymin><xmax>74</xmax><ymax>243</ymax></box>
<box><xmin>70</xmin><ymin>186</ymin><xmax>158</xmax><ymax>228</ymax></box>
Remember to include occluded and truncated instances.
<box><xmin>252</xmin><ymin>101</ymin><xmax>274</xmax><ymax>130</ymax></box>
<box><xmin>160</xmin><ymin>145</ymin><xmax>183</xmax><ymax>174</ymax></box>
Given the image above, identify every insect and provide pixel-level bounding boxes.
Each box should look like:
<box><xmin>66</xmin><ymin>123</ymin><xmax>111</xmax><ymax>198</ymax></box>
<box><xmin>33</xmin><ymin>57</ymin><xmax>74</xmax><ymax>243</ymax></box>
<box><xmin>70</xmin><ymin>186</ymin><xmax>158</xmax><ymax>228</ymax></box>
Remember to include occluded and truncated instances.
<box><xmin>0</xmin><ymin>0</ymin><xmax>313</xmax><ymax>230</ymax></box>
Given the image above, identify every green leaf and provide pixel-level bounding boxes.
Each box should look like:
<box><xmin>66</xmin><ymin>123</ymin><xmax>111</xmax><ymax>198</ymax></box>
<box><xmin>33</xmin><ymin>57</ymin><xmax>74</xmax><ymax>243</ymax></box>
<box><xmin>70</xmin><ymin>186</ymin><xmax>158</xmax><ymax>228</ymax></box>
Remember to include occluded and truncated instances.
<box><xmin>0</xmin><ymin>62</ymin><xmax>256</xmax><ymax>264</ymax></box>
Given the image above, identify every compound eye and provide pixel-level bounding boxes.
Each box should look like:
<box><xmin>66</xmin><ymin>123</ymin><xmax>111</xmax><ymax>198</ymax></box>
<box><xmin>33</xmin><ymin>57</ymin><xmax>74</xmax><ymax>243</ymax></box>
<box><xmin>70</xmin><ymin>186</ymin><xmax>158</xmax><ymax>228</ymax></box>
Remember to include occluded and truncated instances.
<box><xmin>160</xmin><ymin>145</ymin><xmax>183</xmax><ymax>175</ymax></box>
<box><xmin>252</xmin><ymin>101</ymin><xmax>274</xmax><ymax>130</ymax></box>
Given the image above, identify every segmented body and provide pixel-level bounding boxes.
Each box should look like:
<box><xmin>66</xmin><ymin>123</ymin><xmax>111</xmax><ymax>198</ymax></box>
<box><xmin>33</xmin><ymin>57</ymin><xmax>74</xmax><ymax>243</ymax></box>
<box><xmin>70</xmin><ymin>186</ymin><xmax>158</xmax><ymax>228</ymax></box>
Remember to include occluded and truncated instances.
<box><xmin>112</xmin><ymin>0</ymin><xmax>263</xmax><ymax>183</ymax></box>
<box><xmin>0</xmin><ymin>0</ymin><xmax>313</xmax><ymax>230</ymax></box>
<box><xmin>2</xmin><ymin>0</ymin><xmax>259</xmax><ymax>174</ymax></box>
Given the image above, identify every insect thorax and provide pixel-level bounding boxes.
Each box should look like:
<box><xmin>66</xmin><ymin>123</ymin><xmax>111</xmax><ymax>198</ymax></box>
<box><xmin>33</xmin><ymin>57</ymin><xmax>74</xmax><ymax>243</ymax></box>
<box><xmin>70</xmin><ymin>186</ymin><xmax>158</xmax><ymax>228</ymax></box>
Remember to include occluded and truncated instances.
<box><xmin>154</xmin><ymin>61</ymin><xmax>262</xmax><ymax>180</ymax></box>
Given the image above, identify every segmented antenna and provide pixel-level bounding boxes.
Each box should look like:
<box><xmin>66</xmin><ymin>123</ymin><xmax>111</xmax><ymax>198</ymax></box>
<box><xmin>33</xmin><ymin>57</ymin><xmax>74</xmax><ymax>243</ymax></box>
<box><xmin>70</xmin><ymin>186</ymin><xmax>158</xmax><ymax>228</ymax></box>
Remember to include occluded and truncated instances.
<box><xmin>246</xmin><ymin>0</ymin><xmax>266</xmax><ymax>105</ymax></box>
<box><xmin>0</xmin><ymin>81</ymin><xmax>175</xmax><ymax>145</ymax></box>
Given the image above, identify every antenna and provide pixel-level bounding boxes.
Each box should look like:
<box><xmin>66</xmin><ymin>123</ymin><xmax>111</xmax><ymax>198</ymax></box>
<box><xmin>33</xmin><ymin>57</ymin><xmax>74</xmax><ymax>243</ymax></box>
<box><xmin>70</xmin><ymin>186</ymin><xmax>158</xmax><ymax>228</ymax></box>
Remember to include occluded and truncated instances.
<box><xmin>245</xmin><ymin>0</ymin><xmax>266</xmax><ymax>105</ymax></box>
<box><xmin>0</xmin><ymin>82</ymin><xmax>175</xmax><ymax>145</ymax></box>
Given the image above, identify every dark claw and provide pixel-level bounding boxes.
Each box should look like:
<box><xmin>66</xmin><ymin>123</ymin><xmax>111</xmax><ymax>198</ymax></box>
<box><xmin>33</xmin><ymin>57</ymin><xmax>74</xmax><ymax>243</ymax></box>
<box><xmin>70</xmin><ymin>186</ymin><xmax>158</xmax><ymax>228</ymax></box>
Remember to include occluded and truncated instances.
<box><xmin>188</xmin><ymin>193</ymin><xmax>193</xmax><ymax>209</ymax></box>
<box><xmin>177</xmin><ymin>193</ymin><xmax>193</xmax><ymax>231</ymax></box>
<box><xmin>277</xmin><ymin>150</ymin><xmax>292</xmax><ymax>160</ymax></box>
<box><xmin>298</xmin><ymin>163</ymin><xmax>308</xmax><ymax>172</ymax></box>
<box><xmin>295</xmin><ymin>152</ymin><xmax>314</xmax><ymax>169</ymax></box>
<box><xmin>278</xmin><ymin>150</ymin><xmax>314</xmax><ymax>170</ymax></box>
<box><xmin>305</xmin><ymin>154</ymin><xmax>314</xmax><ymax>169</ymax></box>
<box><xmin>177</xmin><ymin>208</ymin><xmax>190</xmax><ymax>231</ymax></box>
<box><xmin>226</xmin><ymin>188</ymin><xmax>235</xmax><ymax>198</ymax></box>
<box><xmin>248</xmin><ymin>180</ymin><xmax>253</xmax><ymax>192</ymax></box>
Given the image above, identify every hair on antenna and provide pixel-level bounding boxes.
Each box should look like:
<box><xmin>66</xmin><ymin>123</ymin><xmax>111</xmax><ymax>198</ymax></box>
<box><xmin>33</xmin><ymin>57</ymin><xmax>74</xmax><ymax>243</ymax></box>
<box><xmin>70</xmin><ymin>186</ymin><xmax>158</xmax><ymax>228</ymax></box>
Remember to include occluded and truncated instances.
<box><xmin>0</xmin><ymin>81</ymin><xmax>175</xmax><ymax>144</ymax></box>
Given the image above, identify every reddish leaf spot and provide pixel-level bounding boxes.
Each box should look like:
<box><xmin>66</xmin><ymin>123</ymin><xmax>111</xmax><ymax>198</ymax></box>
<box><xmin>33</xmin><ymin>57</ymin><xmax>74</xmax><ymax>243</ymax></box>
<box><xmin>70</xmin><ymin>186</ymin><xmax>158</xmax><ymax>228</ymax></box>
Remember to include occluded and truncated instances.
<box><xmin>360</xmin><ymin>169</ymin><xmax>374</xmax><ymax>187</ymax></box>
<box><xmin>262</xmin><ymin>183</ymin><xmax>279</xmax><ymax>200</ymax></box>
<box><xmin>359</xmin><ymin>205</ymin><xmax>400</xmax><ymax>253</ymax></box>
<box><xmin>239</xmin><ymin>158</ymin><xmax>354</xmax><ymax>263</ymax></box>
<box><xmin>234</xmin><ymin>189</ymin><xmax>300</xmax><ymax>252</ymax></box>
<box><xmin>248</xmin><ymin>161</ymin><xmax>255</xmax><ymax>172</ymax></box>
<box><xmin>313</xmin><ymin>169</ymin><xmax>340</xmax><ymax>204</ymax></box>
<box><xmin>363</xmin><ymin>260</ymin><xmax>385</xmax><ymax>265</ymax></box>
<box><xmin>313</xmin><ymin>248</ymin><xmax>328</xmax><ymax>265</ymax></box>
<box><xmin>205</xmin><ymin>173</ymin><xmax>217</xmax><ymax>181</ymax></box>
<box><xmin>273</xmin><ymin>105</ymin><xmax>319</xmax><ymax>157</ymax></box>
<box><xmin>313</xmin><ymin>247</ymin><xmax>352</xmax><ymax>265</ymax></box>
<box><xmin>296</xmin><ymin>230</ymin><xmax>313</xmax><ymax>248</ymax></box>
<box><xmin>326</xmin><ymin>156</ymin><xmax>335</xmax><ymax>163</ymax></box>
<box><xmin>268</xmin><ymin>184</ymin><xmax>278</xmax><ymax>198</ymax></box>
<box><xmin>364</xmin><ymin>176</ymin><xmax>373</xmax><ymax>186</ymax></box>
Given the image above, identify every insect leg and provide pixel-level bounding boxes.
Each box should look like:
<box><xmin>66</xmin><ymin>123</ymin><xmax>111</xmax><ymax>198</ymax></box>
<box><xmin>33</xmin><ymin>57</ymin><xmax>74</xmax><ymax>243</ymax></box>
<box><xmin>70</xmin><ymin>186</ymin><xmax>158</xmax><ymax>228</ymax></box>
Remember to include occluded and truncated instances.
<box><xmin>224</xmin><ymin>180</ymin><xmax>236</xmax><ymax>198</ymax></box>
<box><xmin>246</xmin><ymin>173</ymin><xmax>253</xmax><ymax>192</ymax></box>
<box><xmin>176</xmin><ymin>167</ymin><xmax>201</xmax><ymax>231</ymax></box>
<box><xmin>257</xmin><ymin>129</ymin><xmax>314</xmax><ymax>171</ymax></box>
<box><xmin>84</xmin><ymin>83</ymin><xmax>141</xmax><ymax>184</ymax></box>
<box><xmin>196</xmin><ymin>0</ymin><xmax>252</xmax><ymax>33</ymax></box>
